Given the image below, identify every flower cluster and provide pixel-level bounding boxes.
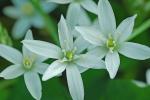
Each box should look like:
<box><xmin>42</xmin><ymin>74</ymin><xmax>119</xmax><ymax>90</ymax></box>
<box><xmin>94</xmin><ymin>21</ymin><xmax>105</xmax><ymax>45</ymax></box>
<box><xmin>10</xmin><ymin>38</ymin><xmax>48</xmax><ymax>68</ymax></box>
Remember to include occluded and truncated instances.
<box><xmin>0</xmin><ymin>0</ymin><xmax>150</xmax><ymax>100</ymax></box>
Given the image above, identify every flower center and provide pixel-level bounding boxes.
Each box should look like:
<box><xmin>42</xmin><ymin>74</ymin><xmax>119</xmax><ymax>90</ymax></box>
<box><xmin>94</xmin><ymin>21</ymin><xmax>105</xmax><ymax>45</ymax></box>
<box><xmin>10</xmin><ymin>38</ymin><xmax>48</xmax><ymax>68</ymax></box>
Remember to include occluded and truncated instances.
<box><xmin>106</xmin><ymin>37</ymin><xmax>116</xmax><ymax>52</ymax></box>
<box><xmin>65</xmin><ymin>51</ymin><xmax>74</xmax><ymax>61</ymax></box>
<box><xmin>23</xmin><ymin>58</ymin><xmax>33</xmax><ymax>70</ymax></box>
<box><xmin>21</xmin><ymin>3</ymin><xmax>34</xmax><ymax>16</ymax></box>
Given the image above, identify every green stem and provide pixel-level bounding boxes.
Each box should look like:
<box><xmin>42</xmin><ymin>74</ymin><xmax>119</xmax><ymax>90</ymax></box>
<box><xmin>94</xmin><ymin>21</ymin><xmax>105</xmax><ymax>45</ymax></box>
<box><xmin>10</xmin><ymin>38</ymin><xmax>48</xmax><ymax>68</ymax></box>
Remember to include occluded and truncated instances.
<box><xmin>31</xmin><ymin>0</ymin><xmax>58</xmax><ymax>44</ymax></box>
<box><xmin>128</xmin><ymin>19</ymin><xmax>150</xmax><ymax>40</ymax></box>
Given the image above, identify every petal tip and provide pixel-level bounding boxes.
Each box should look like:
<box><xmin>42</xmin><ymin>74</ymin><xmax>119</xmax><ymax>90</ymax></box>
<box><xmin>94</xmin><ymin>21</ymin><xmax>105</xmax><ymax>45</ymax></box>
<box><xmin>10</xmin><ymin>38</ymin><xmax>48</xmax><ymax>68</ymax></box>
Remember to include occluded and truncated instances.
<box><xmin>42</xmin><ymin>75</ymin><xmax>48</xmax><ymax>81</ymax></box>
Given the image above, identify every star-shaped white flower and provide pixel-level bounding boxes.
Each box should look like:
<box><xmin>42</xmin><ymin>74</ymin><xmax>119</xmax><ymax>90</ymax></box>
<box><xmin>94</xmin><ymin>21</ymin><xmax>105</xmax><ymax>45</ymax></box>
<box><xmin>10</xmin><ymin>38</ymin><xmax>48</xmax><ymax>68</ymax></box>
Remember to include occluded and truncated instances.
<box><xmin>3</xmin><ymin>0</ymin><xmax>57</xmax><ymax>39</ymax></box>
<box><xmin>76</xmin><ymin>0</ymin><xmax>150</xmax><ymax>79</ymax></box>
<box><xmin>22</xmin><ymin>15</ymin><xmax>105</xmax><ymax>100</ymax></box>
<box><xmin>0</xmin><ymin>30</ymin><xmax>49</xmax><ymax>100</ymax></box>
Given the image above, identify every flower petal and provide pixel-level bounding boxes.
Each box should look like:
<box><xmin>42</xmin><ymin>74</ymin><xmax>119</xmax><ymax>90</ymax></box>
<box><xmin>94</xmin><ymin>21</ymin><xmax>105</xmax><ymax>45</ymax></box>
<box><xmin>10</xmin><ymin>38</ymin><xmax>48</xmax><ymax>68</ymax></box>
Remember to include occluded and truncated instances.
<box><xmin>116</xmin><ymin>15</ymin><xmax>137</xmax><ymax>42</ymax></box>
<box><xmin>98</xmin><ymin>0</ymin><xmax>116</xmax><ymax>35</ymax></box>
<box><xmin>42</xmin><ymin>60</ymin><xmax>66</xmax><ymax>81</ymax></box>
<box><xmin>0</xmin><ymin>44</ymin><xmax>22</xmax><ymax>64</ymax></box>
<box><xmin>0</xmin><ymin>64</ymin><xmax>24</xmax><ymax>79</ymax></box>
<box><xmin>81</xmin><ymin>0</ymin><xmax>97</xmax><ymax>14</ymax></box>
<box><xmin>132</xmin><ymin>80</ymin><xmax>147</xmax><ymax>88</ymax></box>
<box><xmin>146</xmin><ymin>69</ymin><xmax>150</xmax><ymax>84</ymax></box>
<box><xmin>47</xmin><ymin>0</ymin><xmax>72</xmax><ymax>4</ymax></box>
<box><xmin>66</xmin><ymin>64</ymin><xmax>84</xmax><ymax>100</ymax></box>
<box><xmin>24</xmin><ymin>72</ymin><xmax>42</xmax><ymax>100</ymax></box>
<box><xmin>75</xmin><ymin>54</ymin><xmax>106</xmax><ymax>69</ymax></box>
<box><xmin>32</xmin><ymin>14</ymin><xmax>44</xmax><ymax>28</ymax></box>
<box><xmin>24</xmin><ymin>30</ymin><xmax>33</xmax><ymax>40</ymax></box>
<box><xmin>12</xmin><ymin>0</ymin><xmax>26</xmax><ymax>6</ymax></box>
<box><xmin>41</xmin><ymin>2</ymin><xmax>57</xmax><ymax>13</ymax></box>
<box><xmin>12</xmin><ymin>18</ymin><xmax>31</xmax><ymax>39</ymax></box>
<box><xmin>119</xmin><ymin>42</ymin><xmax>150</xmax><ymax>60</ymax></box>
<box><xmin>75</xmin><ymin>26</ymin><xmax>105</xmax><ymax>46</ymax></box>
<box><xmin>3</xmin><ymin>6</ymin><xmax>21</xmax><ymax>18</ymax></box>
<box><xmin>105</xmin><ymin>51</ymin><xmax>120</xmax><ymax>79</ymax></box>
<box><xmin>66</xmin><ymin>3</ymin><xmax>91</xmax><ymax>31</ymax></box>
<box><xmin>23</xmin><ymin>30</ymin><xmax>48</xmax><ymax>62</ymax></box>
<box><xmin>33</xmin><ymin>63</ymin><xmax>49</xmax><ymax>74</ymax></box>
<box><xmin>74</xmin><ymin>36</ymin><xmax>90</xmax><ymax>54</ymax></box>
<box><xmin>87</xmin><ymin>46</ymin><xmax>108</xmax><ymax>59</ymax></box>
<box><xmin>23</xmin><ymin>30</ymin><xmax>33</xmax><ymax>56</ymax></box>
<box><xmin>22</xmin><ymin>40</ymin><xmax>63</xmax><ymax>59</ymax></box>
<box><xmin>58</xmin><ymin>15</ymin><xmax>73</xmax><ymax>51</ymax></box>
<box><xmin>77</xmin><ymin>65</ymin><xmax>88</xmax><ymax>73</ymax></box>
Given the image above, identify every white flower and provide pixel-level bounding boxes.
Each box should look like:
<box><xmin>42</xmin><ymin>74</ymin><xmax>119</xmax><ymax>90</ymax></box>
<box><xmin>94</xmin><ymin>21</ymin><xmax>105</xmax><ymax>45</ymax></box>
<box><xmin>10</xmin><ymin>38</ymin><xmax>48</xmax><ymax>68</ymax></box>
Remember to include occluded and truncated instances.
<box><xmin>0</xmin><ymin>30</ymin><xmax>49</xmax><ymax>100</ymax></box>
<box><xmin>3</xmin><ymin>0</ymin><xmax>57</xmax><ymax>39</ymax></box>
<box><xmin>22</xmin><ymin>15</ymin><xmax>105</xmax><ymax>100</ymax></box>
<box><xmin>75</xmin><ymin>0</ymin><xmax>150</xmax><ymax>79</ymax></box>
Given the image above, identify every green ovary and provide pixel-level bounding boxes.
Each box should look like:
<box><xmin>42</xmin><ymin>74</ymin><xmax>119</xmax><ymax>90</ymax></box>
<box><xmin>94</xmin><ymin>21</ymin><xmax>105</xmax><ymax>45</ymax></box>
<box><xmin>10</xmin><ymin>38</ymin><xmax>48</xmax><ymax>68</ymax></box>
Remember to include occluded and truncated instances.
<box><xmin>21</xmin><ymin>3</ymin><xmax>34</xmax><ymax>16</ymax></box>
<box><xmin>23</xmin><ymin>58</ymin><xmax>33</xmax><ymax>70</ymax></box>
<box><xmin>65</xmin><ymin>51</ymin><xmax>74</xmax><ymax>61</ymax></box>
<box><xmin>106</xmin><ymin>37</ymin><xmax>116</xmax><ymax>52</ymax></box>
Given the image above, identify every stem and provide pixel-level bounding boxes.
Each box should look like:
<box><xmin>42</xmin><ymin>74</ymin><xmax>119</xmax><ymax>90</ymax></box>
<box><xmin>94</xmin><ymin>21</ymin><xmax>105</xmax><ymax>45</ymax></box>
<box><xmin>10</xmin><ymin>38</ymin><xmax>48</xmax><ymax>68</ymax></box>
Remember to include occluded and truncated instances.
<box><xmin>128</xmin><ymin>19</ymin><xmax>150</xmax><ymax>40</ymax></box>
<box><xmin>31</xmin><ymin>0</ymin><xmax>59</xmax><ymax>44</ymax></box>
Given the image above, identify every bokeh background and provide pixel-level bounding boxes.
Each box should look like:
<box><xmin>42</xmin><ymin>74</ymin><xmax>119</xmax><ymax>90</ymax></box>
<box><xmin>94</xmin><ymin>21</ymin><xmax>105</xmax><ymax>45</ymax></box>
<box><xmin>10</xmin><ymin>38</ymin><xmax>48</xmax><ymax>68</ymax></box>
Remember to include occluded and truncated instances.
<box><xmin>0</xmin><ymin>0</ymin><xmax>150</xmax><ymax>100</ymax></box>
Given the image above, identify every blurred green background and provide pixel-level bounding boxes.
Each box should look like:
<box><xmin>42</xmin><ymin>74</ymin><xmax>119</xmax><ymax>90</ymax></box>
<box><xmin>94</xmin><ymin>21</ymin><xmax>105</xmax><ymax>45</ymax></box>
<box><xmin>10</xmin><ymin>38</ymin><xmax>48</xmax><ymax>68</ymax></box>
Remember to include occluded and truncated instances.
<box><xmin>0</xmin><ymin>0</ymin><xmax>150</xmax><ymax>100</ymax></box>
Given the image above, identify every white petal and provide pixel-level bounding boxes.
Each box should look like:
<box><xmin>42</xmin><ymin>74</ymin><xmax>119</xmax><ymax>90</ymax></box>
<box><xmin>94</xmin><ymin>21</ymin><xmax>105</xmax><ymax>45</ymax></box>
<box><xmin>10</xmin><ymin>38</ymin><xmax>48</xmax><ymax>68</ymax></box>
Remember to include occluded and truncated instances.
<box><xmin>58</xmin><ymin>15</ymin><xmax>73</xmax><ymax>51</ymax></box>
<box><xmin>12</xmin><ymin>18</ymin><xmax>31</xmax><ymax>39</ymax></box>
<box><xmin>119</xmin><ymin>42</ymin><xmax>150</xmax><ymax>60</ymax></box>
<box><xmin>33</xmin><ymin>63</ymin><xmax>49</xmax><ymax>74</ymax></box>
<box><xmin>0</xmin><ymin>64</ymin><xmax>24</xmax><ymax>79</ymax></box>
<box><xmin>132</xmin><ymin>80</ymin><xmax>147</xmax><ymax>88</ymax></box>
<box><xmin>24</xmin><ymin>30</ymin><xmax>33</xmax><ymax>40</ymax></box>
<box><xmin>23</xmin><ymin>30</ymin><xmax>34</xmax><ymax>56</ymax></box>
<box><xmin>23</xmin><ymin>31</ymin><xmax>48</xmax><ymax>62</ymax></box>
<box><xmin>32</xmin><ymin>14</ymin><xmax>44</xmax><ymax>28</ymax></box>
<box><xmin>98</xmin><ymin>0</ymin><xmax>116</xmax><ymax>35</ymax></box>
<box><xmin>3</xmin><ymin>6</ymin><xmax>21</xmax><ymax>18</ymax></box>
<box><xmin>74</xmin><ymin>36</ymin><xmax>90</xmax><ymax>54</ymax></box>
<box><xmin>42</xmin><ymin>60</ymin><xmax>66</xmax><ymax>81</ymax></box>
<box><xmin>66</xmin><ymin>64</ymin><xmax>84</xmax><ymax>100</ymax></box>
<box><xmin>0</xmin><ymin>44</ymin><xmax>22</xmax><ymax>64</ymax></box>
<box><xmin>146</xmin><ymin>69</ymin><xmax>150</xmax><ymax>84</ymax></box>
<box><xmin>22</xmin><ymin>40</ymin><xmax>63</xmax><ymax>59</ymax></box>
<box><xmin>47</xmin><ymin>0</ymin><xmax>72</xmax><ymax>4</ymax></box>
<box><xmin>75</xmin><ymin>54</ymin><xmax>106</xmax><ymax>69</ymax></box>
<box><xmin>66</xmin><ymin>3</ymin><xmax>91</xmax><ymax>31</ymax></box>
<box><xmin>77</xmin><ymin>65</ymin><xmax>88</xmax><ymax>73</ymax></box>
<box><xmin>87</xmin><ymin>46</ymin><xmax>108</xmax><ymax>59</ymax></box>
<box><xmin>116</xmin><ymin>15</ymin><xmax>137</xmax><ymax>42</ymax></box>
<box><xmin>81</xmin><ymin>0</ymin><xmax>97</xmax><ymax>14</ymax></box>
<box><xmin>12</xmin><ymin>0</ymin><xmax>26</xmax><ymax>6</ymax></box>
<box><xmin>24</xmin><ymin>72</ymin><xmax>42</xmax><ymax>100</ymax></box>
<box><xmin>105</xmin><ymin>51</ymin><xmax>120</xmax><ymax>79</ymax></box>
<box><xmin>92</xmin><ymin>19</ymin><xmax>100</xmax><ymax>29</ymax></box>
<box><xmin>41</xmin><ymin>2</ymin><xmax>57</xmax><ymax>13</ymax></box>
<box><xmin>75</xmin><ymin>26</ymin><xmax>105</xmax><ymax>46</ymax></box>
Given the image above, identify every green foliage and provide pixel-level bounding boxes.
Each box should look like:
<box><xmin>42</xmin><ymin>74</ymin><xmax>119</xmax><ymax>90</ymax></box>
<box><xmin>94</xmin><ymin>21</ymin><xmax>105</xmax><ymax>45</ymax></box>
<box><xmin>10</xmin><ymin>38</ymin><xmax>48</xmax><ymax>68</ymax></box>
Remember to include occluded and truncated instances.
<box><xmin>0</xmin><ymin>23</ymin><xmax>12</xmax><ymax>46</ymax></box>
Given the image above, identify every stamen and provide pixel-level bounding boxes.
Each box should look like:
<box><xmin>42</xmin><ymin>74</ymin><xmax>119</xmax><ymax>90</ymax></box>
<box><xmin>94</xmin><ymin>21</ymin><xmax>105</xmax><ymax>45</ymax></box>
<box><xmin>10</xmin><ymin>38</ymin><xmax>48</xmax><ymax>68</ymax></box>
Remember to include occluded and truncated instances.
<box><xmin>23</xmin><ymin>57</ymin><xmax>33</xmax><ymax>70</ymax></box>
<box><xmin>65</xmin><ymin>51</ymin><xmax>74</xmax><ymax>61</ymax></box>
<box><xmin>106</xmin><ymin>37</ymin><xmax>116</xmax><ymax>52</ymax></box>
